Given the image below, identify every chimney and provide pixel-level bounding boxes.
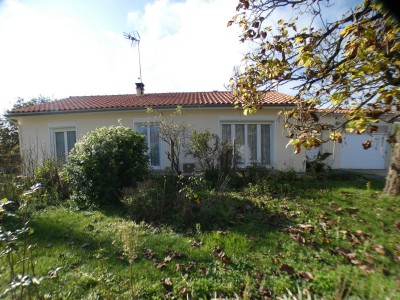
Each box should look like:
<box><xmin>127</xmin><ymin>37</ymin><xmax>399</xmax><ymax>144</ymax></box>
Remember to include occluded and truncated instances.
<box><xmin>135</xmin><ymin>82</ymin><xmax>145</xmax><ymax>95</ymax></box>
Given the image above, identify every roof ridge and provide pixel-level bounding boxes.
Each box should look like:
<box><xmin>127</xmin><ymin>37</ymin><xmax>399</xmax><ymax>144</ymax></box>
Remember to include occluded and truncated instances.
<box><xmin>8</xmin><ymin>90</ymin><xmax>295</xmax><ymax>115</ymax></box>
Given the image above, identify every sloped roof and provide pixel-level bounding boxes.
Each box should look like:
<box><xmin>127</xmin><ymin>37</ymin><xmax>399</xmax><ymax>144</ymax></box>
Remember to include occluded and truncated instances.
<box><xmin>8</xmin><ymin>91</ymin><xmax>294</xmax><ymax>115</ymax></box>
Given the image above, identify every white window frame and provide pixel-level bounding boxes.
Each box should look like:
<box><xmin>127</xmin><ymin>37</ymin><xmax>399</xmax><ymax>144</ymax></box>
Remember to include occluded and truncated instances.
<box><xmin>133</xmin><ymin>119</ymin><xmax>163</xmax><ymax>169</ymax></box>
<box><xmin>220</xmin><ymin>119</ymin><xmax>274</xmax><ymax>167</ymax></box>
<box><xmin>49</xmin><ymin>122</ymin><xmax>77</xmax><ymax>163</ymax></box>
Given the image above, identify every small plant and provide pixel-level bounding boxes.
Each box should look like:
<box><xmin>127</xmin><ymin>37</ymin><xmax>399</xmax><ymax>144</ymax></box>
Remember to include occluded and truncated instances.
<box><xmin>147</xmin><ymin>106</ymin><xmax>189</xmax><ymax>174</ymax></box>
<box><xmin>178</xmin><ymin>173</ymin><xmax>206</xmax><ymax>206</ymax></box>
<box><xmin>122</xmin><ymin>180</ymin><xmax>165</xmax><ymax>222</ymax></box>
<box><xmin>306</xmin><ymin>152</ymin><xmax>332</xmax><ymax>177</ymax></box>
<box><xmin>188</xmin><ymin>130</ymin><xmax>220</xmax><ymax>171</ymax></box>
<box><xmin>33</xmin><ymin>158</ymin><xmax>68</xmax><ymax>206</ymax></box>
<box><xmin>0</xmin><ymin>185</ymin><xmax>45</xmax><ymax>299</ymax></box>
<box><xmin>63</xmin><ymin>125</ymin><xmax>149</xmax><ymax>207</ymax></box>
<box><xmin>114</xmin><ymin>221</ymin><xmax>145</xmax><ymax>298</ymax></box>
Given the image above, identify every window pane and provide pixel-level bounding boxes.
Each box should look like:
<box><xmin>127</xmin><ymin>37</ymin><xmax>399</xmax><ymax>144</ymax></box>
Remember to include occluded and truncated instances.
<box><xmin>55</xmin><ymin>132</ymin><xmax>66</xmax><ymax>163</ymax></box>
<box><xmin>137</xmin><ymin>125</ymin><xmax>147</xmax><ymax>137</ymax></box>
<box><xmin>235</xmin><ymin>124</ymin><xmax>245</xmax><ymax>164</ymax></box>
<box><xmin>261</xmin><ymin>125</ymin><xmax>271</xmax><ymax>165</ymax></box>
<box><xmin>247</xmin><ymin>124</ymin><xmax>257</xmax><ymax>162</ymax></box>
<box><xmin>66</xmin><ymin>131</ymin><xmax>76</xmax><ymax>153</ymax></box>
<box><xmin>150</xmin><ymin>125</ymin><xmax>160</xmax><ymax>167</ymax></box>
<box><xmin>221</xmin><ymin>124</ymin><xmax>231</xmax><ymax>143</ymax></box>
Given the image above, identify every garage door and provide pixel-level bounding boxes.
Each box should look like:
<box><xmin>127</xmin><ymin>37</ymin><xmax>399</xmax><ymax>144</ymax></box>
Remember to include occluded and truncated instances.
<box><xmin>340</xmin><ymin>133</ymin><xmax>387</xmax><ymax>169</ymax></box>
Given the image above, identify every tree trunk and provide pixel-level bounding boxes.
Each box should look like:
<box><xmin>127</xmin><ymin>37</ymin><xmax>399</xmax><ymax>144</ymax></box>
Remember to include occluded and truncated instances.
<box><xmin>384</xmin><ymin>130</ymin><xmax>400</xmax><ymax>196</ymax></box>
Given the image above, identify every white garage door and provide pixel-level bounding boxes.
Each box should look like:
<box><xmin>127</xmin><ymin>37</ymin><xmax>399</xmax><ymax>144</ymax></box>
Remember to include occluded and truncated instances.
<box><xmin>340</xmin><ymin>133</ymin><xmax>387</xmax><ymax>169</ymax></box>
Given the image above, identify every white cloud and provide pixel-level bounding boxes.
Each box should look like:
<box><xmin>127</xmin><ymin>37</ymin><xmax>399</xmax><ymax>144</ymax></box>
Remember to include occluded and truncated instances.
<box><xmin>126</xmin><ymin>0</ymin><xmax>247</xmax><ymax>93</ymax></box>
<box><xmin>0</xmin><ymin>0</ymin><xmax>121</xmax><ymax>111</ymax></box>
<box><xmin>0</xmin><ymin>0</ymin><xmax>249</xmax><ymax>113</ymax></box>
<box><xmin>0</xmin><ymin>0</ymin><xmax>361</xmax><ymax>113</ymax></box>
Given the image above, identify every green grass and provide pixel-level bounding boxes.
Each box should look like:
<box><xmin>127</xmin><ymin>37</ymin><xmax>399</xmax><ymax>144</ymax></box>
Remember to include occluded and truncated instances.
<box><xmin>1</xmin><ymin>174</ymin><xmax>399</xmax><ymax>299</ymax></box>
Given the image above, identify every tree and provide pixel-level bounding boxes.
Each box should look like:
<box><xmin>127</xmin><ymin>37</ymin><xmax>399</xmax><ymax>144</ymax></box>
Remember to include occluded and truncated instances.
<box><xmin>1</xmin><ymin>96</ymin><xmax>51</xmax><ymax>173</ymax></box>
<box><xmin>228</xmin><ymin>0</ymin><xmax>400</xmax><ymax>195</ymax></box>
<box><xmin>147</xmin><ymin>106</ymin><xmax>189</xmax><ymax>174</ymax></box>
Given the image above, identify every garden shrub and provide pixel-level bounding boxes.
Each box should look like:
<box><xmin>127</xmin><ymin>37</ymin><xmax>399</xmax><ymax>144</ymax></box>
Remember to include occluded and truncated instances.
<box><xmin>188</xmin><ymin>130</ymin><xmax>220</xmax><ymax>171</ymax></box>
<box><xmin>33</xmin><ymin>158</ymin><xmax>68</xmax><ymax>206</ymax></box>
<box><xmin>63</xmin><ymin>125</ymin><xmax>149</xmax><ymax>207</ymax></box>
<box><xmin>122</xmin><ymin>180</ymin><xmax>167</xmax><ymax>222</ymax></box>
<box><xmin>306</xmin><ymin>152</ymin><xmax>332</xmax><ymax>179</ymax></box>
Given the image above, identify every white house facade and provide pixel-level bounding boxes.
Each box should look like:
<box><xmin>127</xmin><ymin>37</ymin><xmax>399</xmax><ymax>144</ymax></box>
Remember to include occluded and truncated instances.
<box><xmin>7</xmin><ymin>90</ymin><xmax>307</xmax><ymax>172</ymax></box>
<box><xmin>6</xmin><ymin>88</ymin><xmax>390</xmax><ymax>173</ymax></box>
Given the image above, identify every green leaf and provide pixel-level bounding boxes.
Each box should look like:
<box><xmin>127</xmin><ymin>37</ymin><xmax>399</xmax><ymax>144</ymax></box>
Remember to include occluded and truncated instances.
<box><xmin>295</xmin><ymin>36</ymin><xmax>303</xmax><ymax>44</ymax></box>
<box><xmin>331</xmin><ymin>92</ymin><xmax>347</xmax><ymax>105</ymax></box>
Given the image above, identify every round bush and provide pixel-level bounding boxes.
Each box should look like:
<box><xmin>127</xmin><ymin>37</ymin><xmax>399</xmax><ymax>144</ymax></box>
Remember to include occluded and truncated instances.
<box><xmin>63</xmin><ymin>125</ymin><xmax>149</xmax><ymax>207</ymax></box>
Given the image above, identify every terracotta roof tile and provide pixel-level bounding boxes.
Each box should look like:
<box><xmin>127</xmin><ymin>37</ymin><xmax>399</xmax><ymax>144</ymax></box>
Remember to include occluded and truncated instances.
<box><xmin>8</xmin><ymin>91</ymin><xmax>294</xmax><ymax>114</ymax></box>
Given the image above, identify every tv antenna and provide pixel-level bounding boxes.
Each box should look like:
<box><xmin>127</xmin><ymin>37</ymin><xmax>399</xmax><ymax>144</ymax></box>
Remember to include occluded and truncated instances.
<box><xmin>123</xmin><ymin>31</ymin><xmax>143</xmax><ymax>83</ymax></box>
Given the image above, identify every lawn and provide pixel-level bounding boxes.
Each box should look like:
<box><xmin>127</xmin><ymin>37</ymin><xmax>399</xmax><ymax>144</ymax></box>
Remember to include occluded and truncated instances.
<box><xmin>0</xmin><ymin>171</ymin><xmax>399</xmax><ymax>299</ymax></box>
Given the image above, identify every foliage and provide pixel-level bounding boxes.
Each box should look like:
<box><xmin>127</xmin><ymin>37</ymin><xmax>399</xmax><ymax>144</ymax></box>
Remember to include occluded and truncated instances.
<box><xmin>1</xmin><ymin>173</ymin><xmax>398</xmax><ymax>299</ymax></box>
<box><xmin>0</xmin><ymin>117</ymin><xmax>19</xmax><ymax>173</ymax></box>
<box><xmin>306</xmin><ymin>151</ymin><xmax>332</xmax><ymax>177</ymax></box>
<box><xmin>0</xmin><ymin>174</ymin><xmax>27</xmax><ymax>202</ymax></box>
<box><xmin>229</xmin><ymin>0</ymin><xmax>399</xmax><ymax>144</ymax></box>
<box><xmin>33</xmin><ymin>158</ymin><xmax>69</xmax><ymax>206</ymax></box>
<box><xmin>187</xmin><ymin>130</ymin><xmax>221</xmax><ymax>171</ymax></box>
<box><xmin>228</xmin><ymin>0</ymin><xmax>400</xmax><ymax>195</ymax></box>
<box><xmin>0</xmin><ymin>184</ymin><xmax>48</xmax><ymax>299</ymax></box>
<box><xmin>147</xmin><ymin>106</ymin><xmax>189</xmax><ymax>174</ymax></box>
<box><xmin>121</xmin><ymin>176</ymin><xmax>175</xmax><ymax>223</ymax></box>
<box><xmin>1</xmin><ymin>96</ymin><xmax>52</xmax><ymax>174</ymax></box>
<box><xmin>63</xmin><ymin>125</ymin><xmax>149</xmax><ymax>208</ymax></box>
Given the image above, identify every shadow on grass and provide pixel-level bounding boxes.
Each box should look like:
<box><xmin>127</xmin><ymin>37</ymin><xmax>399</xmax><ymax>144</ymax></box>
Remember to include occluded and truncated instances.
<box><xmin>27</xmin><ymin>172</ymin><xmax>385</xmax><ymax>263</ymax></box>
<box><xmin>29</xmin><ymin>211</ymin><xmax>126</xmax><ymax>267</ymax></box>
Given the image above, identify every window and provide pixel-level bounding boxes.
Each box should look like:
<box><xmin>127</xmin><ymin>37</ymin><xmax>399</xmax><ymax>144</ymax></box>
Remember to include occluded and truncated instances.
<box><xmin>221</xmin><ymin>123</ymin><xmax>271</xmax><ymax>166</ymax></box>
<box><xmin>136</xmin><ymin>124</ymin><xmax>161</xmax><ymax>168</ymax></box>
<box><xmin>50</xmin><ymin>127</ymin><xmax>76</xmax><ymax>163</ymax></box>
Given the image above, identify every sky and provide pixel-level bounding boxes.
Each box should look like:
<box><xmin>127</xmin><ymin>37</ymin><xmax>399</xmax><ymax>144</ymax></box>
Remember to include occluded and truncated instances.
<box><xmin>0</xmin><ymin>0</ymin><xmax>361</xmax><ymax>114</ymax></box>
<box><xmin>0</xmin><ymin>0</ymin><xmax>249</xmax><ymax>113</ymax></box>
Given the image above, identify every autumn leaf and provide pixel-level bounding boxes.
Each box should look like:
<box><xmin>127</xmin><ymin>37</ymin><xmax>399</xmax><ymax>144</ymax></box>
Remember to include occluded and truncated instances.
<box><xmin>358</xmin><ymin>264</ymin><xmax>374</xmax><ymax>273</ymax></box>
<box><xmin>185</xmin><ymin>261</ymin><xmax>196</xmax><ymax>272</ymax></box>
<box><xmin>179</xmin><ymin>287</ymin><xmax>190</xmax><ymax>295</ymax></box>
<box><xmin>297</xmin><ymin>223</ymin><xmax>314</xmax><ymax>232</ymax></box>
<box><xmin>162</xmin><ymin>278</ymin><xmax>173</xmax><ymax>288</ymax></box>
<box><xmin>190</xmin><ymin>239</ymin><xmax>203</xmax><ymax>248</ymax></box>
<box><xmin>371</xmin><ymin>244</ymin><xmax>386</xmax><ymax>255</ymax></box>
<box><xmin>143</xmin><ymin>248</ymin><xmax>157</xmax><ymax>260</ymax></box>
<box><xmin>213</xmin><ymin>246</ymin><xmax>232</xmax><ymax>264</ymax></box>
<box><xmin>299</xmin><ymin>271</ymin><xmax>314</xmax><ymax>281</ymax></box>
<box><xmin>199</xmin><ymin>266</ymin><xmax>208</xmax><ymax>275</ymax></box>
<box><xmin>48</xmin><ymin>267</ymin><xmax>64</xmax><ymax>279</ymax></box>
<box><xmin>215</xmin><ymin>230</ymin><xmax>228</xmax><ymax>235</ymax></box>
<box><xmin>335</xmin><ymin>247</ymin><xmax>358</xmax><ymax>263</ymax></box>
<box><xmin>259</xmin><ymin>286</ymin><xmax>272</xmax><ymax>297</ymax></box>
<box><xmin>164</xmin><ymin>255</ymin><xmax>172</xmax><ymax>263</ymax></box>
<box><xmin>279</xmin><ymin>264</ymin><xmax>295</xmax><ymax>274</ymax></box>
<box><xmin>164</xmin><ymin>249</ymin><xmax>184</xmax><ymax>260</ymax></box>
<box><xmin>155</xmin><ymin>262</ymin><xmax>167</xmax><ymax>269</ymax></box>
<box><xmin>362</xmin><ymin>140</ymin><xmax>372</xmax><ymax>150</ymax></box>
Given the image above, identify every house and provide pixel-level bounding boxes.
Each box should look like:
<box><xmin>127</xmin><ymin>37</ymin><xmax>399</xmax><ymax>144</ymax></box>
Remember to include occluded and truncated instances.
<box><xmin>306</xmin><ymin>113</ymin><xmax>391</xmax><ymax>171</ymax></box>
<box><xmin>6</xmin><ymin>84</ymin><xmax>390</xmax><ymax>172</ymax></box>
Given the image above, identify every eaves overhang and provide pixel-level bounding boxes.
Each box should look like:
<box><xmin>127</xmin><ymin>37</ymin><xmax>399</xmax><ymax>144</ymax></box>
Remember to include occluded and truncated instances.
<box><xmin>5</xmin><ymin>103</ymin><xmax>295</xmax><ymax>118</ymax></box>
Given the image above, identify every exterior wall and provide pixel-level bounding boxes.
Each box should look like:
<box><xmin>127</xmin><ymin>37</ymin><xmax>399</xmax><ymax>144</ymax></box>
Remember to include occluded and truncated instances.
<box><xmin>13</xmin><ymin>106</ymin><xmax>306</xmax><ymax>172</ymax></box>
<box><xmin>306</xmin><ymin>115</ymin><xmax>391</xmax><ymax>170</ymax></box>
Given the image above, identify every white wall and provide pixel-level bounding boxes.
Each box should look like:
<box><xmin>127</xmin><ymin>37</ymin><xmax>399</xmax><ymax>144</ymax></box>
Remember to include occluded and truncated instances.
<box><xmin>13</xmin><ymin>106</ymin><xmax>306</xmax><ymax>172</ymax></box>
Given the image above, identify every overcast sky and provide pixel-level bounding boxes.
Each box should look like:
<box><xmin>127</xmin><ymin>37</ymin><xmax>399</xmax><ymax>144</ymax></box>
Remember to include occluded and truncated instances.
<box><xmin>0</xmin><ymin>0</ymin><xmax>361</xmax><ymax>113</ymax></box>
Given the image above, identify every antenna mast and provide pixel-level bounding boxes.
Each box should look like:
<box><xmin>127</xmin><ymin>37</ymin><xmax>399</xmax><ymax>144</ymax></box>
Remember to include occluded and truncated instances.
<box><xmin>123</xmin><ymin>31</ymin><xmax>143</xmax><ymax>83</ymax></box>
